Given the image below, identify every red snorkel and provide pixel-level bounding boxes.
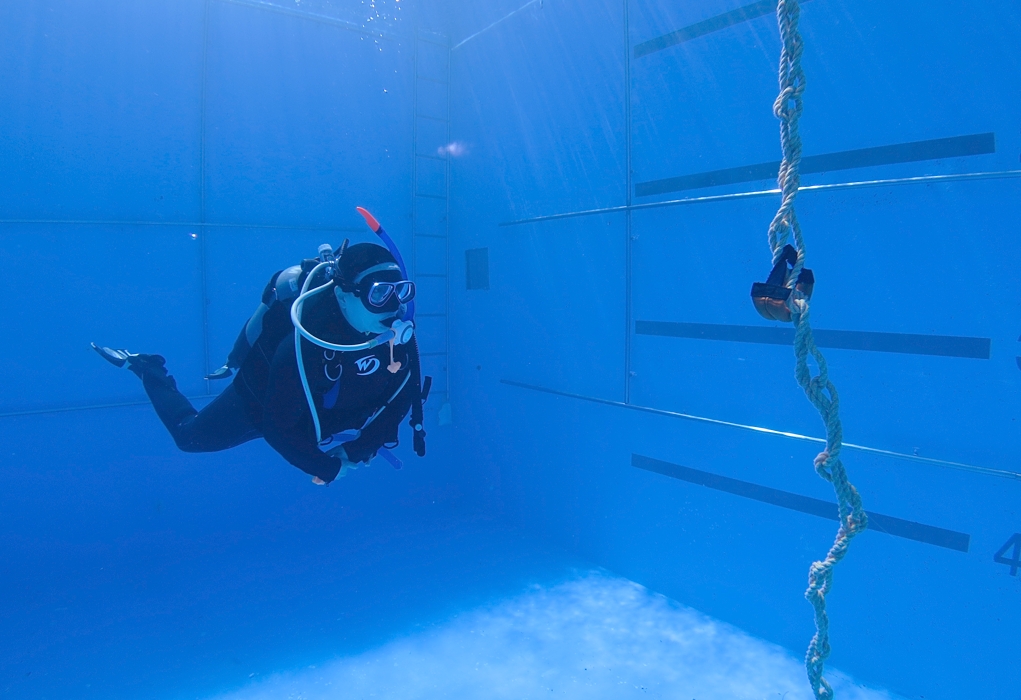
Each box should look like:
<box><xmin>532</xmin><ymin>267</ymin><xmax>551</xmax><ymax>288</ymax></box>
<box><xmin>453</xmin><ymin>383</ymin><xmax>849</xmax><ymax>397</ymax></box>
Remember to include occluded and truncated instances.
<box><xmin>356</xmin><ymin>207</ymin><xmax>415</xmax><ymax>321</ymax></box>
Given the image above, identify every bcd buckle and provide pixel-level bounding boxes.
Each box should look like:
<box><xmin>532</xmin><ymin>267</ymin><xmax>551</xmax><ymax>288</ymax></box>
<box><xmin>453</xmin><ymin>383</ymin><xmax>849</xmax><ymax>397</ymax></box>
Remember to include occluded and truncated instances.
<box><xmin>750</xmin><ymin>244</ymin><xmax>814</xmax><ymax>323</ymax></box>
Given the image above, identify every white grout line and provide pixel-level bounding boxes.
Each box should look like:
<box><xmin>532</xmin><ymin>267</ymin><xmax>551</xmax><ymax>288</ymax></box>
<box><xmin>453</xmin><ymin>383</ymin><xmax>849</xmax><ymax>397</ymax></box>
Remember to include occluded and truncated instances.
<box><xmin>0</xmin><ymin>395</ymin><xmax>217</xmax><ymax>420</ymax></box>
<box><xmin>500</xmin><ymin>169</ymin><xmax>1021</xmax><ymax>226</ymax></box>
<box><xmin>451</xmin><ymin>0</ymin><xmax>543</xmax><ymax>51</ymax></box>
<box><xmin>501</xmin><ymin>379</ymin><xmax>1021</xmax><ymax>481</ymax></box>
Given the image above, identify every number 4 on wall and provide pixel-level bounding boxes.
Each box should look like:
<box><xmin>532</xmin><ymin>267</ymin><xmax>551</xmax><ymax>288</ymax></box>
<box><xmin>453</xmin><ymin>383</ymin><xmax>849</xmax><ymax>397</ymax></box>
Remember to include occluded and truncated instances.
<box><xmin>994</xmin><ymin>533</ymin><xmax>1021</xmax><ymax>576</ymax></box>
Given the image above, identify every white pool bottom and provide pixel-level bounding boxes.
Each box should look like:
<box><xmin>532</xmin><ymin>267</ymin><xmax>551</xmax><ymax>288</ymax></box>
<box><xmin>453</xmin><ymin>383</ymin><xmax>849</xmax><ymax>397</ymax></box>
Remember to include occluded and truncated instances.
<box><xmin>207</xmin><ymin>571</ymin><xmax>898</xmax><ymax>700</ymax></box>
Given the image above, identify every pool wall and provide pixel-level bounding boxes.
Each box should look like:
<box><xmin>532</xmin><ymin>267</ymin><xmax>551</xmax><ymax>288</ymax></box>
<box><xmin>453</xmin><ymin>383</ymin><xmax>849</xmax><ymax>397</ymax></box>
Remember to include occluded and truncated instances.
<box><xmin>444</xmin><ymin>1</ymin><xmax>1021</xmax><ymax>698</ymax></box>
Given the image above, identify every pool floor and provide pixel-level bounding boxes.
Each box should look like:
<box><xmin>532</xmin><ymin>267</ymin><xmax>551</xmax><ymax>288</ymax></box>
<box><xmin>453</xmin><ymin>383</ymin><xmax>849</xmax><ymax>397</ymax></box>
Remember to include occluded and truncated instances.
<box><xmin>206</xmin><ymin>570</ymin><xmax>898</xmax><ymax>700</ymax></box>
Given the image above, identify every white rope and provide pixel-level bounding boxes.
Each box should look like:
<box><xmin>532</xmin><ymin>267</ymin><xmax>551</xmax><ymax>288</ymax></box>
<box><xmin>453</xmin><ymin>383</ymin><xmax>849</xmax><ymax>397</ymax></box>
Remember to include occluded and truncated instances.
<box><xmin>766</xmin><ymin>2</ymin><xmax>868</xmax><ymax>698</ymax></box>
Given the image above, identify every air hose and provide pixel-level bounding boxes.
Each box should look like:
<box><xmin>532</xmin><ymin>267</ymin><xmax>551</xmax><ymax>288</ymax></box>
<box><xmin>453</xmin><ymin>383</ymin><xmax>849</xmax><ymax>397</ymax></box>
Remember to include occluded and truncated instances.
<box><xmin>291</xmin><ymin>261</ymin><xmax>398</xmax><ymax>354</ymax></box>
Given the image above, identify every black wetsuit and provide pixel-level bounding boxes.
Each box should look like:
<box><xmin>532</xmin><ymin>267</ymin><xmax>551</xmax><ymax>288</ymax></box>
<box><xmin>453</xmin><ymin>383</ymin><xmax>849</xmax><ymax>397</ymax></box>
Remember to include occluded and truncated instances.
<box><xmin>133</xmin><ymin>265</ymin><xmax>425</xmax><ymax>484</ymax></box>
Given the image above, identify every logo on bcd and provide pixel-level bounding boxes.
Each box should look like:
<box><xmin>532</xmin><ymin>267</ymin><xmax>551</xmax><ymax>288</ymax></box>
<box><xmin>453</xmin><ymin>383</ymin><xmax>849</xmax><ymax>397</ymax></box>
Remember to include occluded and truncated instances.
<box><xmin>355</xmin><ymin>356</ymin><xmax>380</xmax><ymax>376</ymax></box>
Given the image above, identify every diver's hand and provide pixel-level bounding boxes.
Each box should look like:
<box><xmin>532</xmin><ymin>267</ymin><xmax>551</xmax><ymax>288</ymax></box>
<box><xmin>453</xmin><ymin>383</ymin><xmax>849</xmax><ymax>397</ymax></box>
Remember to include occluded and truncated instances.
<box><xmin>323</xmin><ymin>444</ymin><xmax>361</xmax><ymax>479</ymax></box>
<box><xmin>324</xmin><ymin>444</ymin><xmax>347</xmax><ymax>459</ymax></box>
<box><xmin>313</xmin><ymin>445</ymin><xmax>346</xmax><ymax>485</ymax></box>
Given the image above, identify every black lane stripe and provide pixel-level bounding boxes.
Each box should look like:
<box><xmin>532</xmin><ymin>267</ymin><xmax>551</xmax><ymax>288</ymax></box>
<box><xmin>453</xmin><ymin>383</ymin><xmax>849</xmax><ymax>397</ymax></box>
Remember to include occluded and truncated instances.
<box><xmin>636</xmin><ymin>321</ymin><xmax>991</xmax><ymax>360</ymax></box>
<box><xmin>635</xmin><ymin>133</ymin><xmax>996</xmax><ymax>197</ymax></box>
<box><xmin>632</xmin><ymin>454</ymin><xmax>971</xmax><ymax>552</ymax></box>
<box><xmin>634</xmin><ymin>0</ymin><xmax>812</xmax><ymax>58</ymax></box>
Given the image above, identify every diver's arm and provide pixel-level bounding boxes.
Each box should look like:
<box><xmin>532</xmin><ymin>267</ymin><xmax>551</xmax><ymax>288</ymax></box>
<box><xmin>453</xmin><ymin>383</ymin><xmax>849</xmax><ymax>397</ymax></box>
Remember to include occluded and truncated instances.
<box><xmin>261</xmin><ymin>337</ymin><xmax>342</xmax><ymax>484</ymax></box>
<box><xmin>341</xmin><ymin>374</ymin><xmax>415</xmax><ymax>464</ymax></box>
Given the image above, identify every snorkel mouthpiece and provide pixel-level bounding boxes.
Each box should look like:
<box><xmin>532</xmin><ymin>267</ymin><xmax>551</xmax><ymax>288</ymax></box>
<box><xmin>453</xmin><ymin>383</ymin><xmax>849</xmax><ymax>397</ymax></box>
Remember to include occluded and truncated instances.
<box><xmin>391</xmin><ymin>318</ymin><xmax>415</xmax><ymax>345</ymax></box>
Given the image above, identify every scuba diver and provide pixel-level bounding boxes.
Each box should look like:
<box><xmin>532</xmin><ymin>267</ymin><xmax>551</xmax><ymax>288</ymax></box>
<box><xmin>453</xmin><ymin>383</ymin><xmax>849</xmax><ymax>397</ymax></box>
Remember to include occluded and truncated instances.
<box><xmin>92</xmin><ymin>208</ymin><xmax>430</xmax><ymax>485</ymax></box>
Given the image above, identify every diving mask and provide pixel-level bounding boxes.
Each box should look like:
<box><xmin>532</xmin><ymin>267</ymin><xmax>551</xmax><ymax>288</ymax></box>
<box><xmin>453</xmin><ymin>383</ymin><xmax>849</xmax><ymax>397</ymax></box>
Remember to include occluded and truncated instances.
<box><xmin>360</xmin><ymin>278</ymin><xmax>416</xmax><ymax>311</ymax></box>
<box><xmin>339</xmin><ymin>263</ymin><xmax>416</xmax><ymax>315</ymax></box>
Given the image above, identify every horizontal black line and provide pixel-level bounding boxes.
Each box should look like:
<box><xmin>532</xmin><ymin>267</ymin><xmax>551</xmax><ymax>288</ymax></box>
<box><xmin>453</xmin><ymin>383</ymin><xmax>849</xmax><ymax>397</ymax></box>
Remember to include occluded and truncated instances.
<box><xmin>500</xmin><ymin>379</ymin><xmax>1020</xmax><ymax>480</ymax></box>
<box><xmin>636</xmin><ymin>321</ymin><xmax>991</xmax><ymax>359</ymax></box>
<box><xmin>634</xmin><ymin>0</ymin><xmax>805</xmax><ymax>58</ymax></box>
<box><xmin>635</xmin><ymin>133</ymin><xmax>996</xmax><ymax>197</ymax></box>
<box><xmin>632</xmin><ymin>454</ymin><xmax>970</xmax><ymax>552</ymax></box>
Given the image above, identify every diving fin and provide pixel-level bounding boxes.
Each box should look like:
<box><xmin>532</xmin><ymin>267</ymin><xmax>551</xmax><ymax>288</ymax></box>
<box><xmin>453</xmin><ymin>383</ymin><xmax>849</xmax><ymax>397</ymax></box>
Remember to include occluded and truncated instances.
<box><xmin>91</xmin><ymin>343</ymin><xmax>139</xmax><ymax>368</ymax></box>
<box><xmin>205</xmin><ymin>365</ymin><xmax>234</xmax><ymax>381</ymax></box>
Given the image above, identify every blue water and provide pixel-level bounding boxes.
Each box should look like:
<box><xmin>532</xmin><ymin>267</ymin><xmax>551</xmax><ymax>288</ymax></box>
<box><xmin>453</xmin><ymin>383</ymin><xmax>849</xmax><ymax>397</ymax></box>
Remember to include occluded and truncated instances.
<box><xmin>1</xmin><ymin>1</ymin><xmax>1018</xmax><ymax>698</ymax></box>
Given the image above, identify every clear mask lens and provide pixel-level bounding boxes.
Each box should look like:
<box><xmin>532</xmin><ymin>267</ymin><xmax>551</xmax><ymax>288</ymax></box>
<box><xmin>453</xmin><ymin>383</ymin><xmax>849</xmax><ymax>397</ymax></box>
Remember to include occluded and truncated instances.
<box><xmin>365</xmin><ymin>280</ymin><xmax>415</xmax><ymax>308</ymax></box>
<box><xmin>395</xmin><ymin>281</ymin><xmax>415</xmax><ymax>303</ymax></box>
<box><xmin>367</xmin><ymin>282</ymin><xmax>394</xmax><ymax>308</ymax></box>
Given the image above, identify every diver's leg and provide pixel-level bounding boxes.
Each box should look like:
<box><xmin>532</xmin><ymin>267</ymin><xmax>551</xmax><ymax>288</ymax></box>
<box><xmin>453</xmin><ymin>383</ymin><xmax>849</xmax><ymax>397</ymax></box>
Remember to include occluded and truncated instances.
<box><xmin>128</xmin><ymin>355</ymin><xmax>260</xmax><ymax>453</ymax></box>
<box><xmin>172</xmin><ymin>383</ymin><xmax>262</xmax><ymax>452</ymax></box>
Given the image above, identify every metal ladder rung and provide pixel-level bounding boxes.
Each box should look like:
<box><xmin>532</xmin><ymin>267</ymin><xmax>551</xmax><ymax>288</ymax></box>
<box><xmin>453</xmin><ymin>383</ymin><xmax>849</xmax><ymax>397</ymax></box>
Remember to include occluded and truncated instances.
<box><xmin>416</xmin><ymin>35</ymin><xmax>449</xmax><ymax>48</ymax></box>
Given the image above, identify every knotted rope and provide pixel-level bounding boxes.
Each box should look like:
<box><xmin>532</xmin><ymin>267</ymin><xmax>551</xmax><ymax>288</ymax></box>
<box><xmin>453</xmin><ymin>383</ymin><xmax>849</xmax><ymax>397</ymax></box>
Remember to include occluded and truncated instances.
<box><xmin>767</xmin><ymin>2</ymin><xmax>868</xmax><ymax>698</ymax></box>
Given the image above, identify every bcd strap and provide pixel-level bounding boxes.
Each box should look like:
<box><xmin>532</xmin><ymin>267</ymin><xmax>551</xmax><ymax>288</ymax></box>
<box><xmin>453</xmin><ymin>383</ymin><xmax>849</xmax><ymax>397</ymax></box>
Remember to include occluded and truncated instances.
<box><xmin>408</xmin><ymin>337</ymin><xmax>430</xmax><ymax>458</ymax></box>
<box><xmin>413</xmin><ymin>375</ymin><xmax>432</xmax><ymax>457</ymax></box>
<box><xmin>751</xmin><ymin>244</ymin><xmax>815</xmax><ymax>322</ymax></box>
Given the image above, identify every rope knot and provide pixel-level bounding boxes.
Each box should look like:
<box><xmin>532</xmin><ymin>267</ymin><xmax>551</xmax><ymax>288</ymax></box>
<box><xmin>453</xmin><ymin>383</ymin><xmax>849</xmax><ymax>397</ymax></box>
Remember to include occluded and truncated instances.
<box><xmin>846</xmin><ymin>510</ymin><xmax>869</xmax><ymax>536</ymax></box>
<box><xmin>813</xmin><ymin>451</ymin><xmax>834</xmax><ymax>480</ymax></box>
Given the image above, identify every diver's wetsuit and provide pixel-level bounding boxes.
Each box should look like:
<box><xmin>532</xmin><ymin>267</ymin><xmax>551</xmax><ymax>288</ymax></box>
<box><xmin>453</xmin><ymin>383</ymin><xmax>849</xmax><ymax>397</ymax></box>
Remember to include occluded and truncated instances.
<box><xmin>133</xmin><ymin>265</ymin><xmax>422</xmax><ymax>484</ymax></box>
